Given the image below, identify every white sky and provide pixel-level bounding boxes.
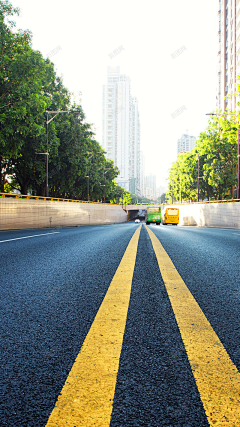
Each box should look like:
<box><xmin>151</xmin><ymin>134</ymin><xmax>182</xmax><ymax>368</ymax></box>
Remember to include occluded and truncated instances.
<box><xmin>11</xmin><ymin>0</ymin><xmax>218</xmax><ymax>189</ymax></box>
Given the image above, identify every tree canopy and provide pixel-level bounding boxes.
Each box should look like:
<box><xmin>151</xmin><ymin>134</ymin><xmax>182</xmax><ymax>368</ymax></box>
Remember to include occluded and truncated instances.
<box><xmin>0</xmin><ymin>0</ymin><xmax>122</xmax><ymax>202</ymax></box>
<box><xmin>166</xmin><ymin>111</ymin><xmax>240</xmax><ymax>202</ymax></box>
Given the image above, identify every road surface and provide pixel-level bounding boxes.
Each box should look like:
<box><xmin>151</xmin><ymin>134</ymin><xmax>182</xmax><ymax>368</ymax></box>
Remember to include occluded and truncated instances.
<box><xmin>1</xmin><ymin>223</ymin><xmax>240</xmax><ymax>426</ymax></box>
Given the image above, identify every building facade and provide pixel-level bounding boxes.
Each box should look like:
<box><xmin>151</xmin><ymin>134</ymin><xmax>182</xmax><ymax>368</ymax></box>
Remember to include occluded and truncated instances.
<box><xmin>102</xmin><ymin>67</ymin><xmax>142</xmax><ymax>195</ymax></box>
<box><xmin>217</xmin><ymin>0</ymin><xmax>240</xmax><ymax>112</ymax></box>
<box><xmin>177</xmin><ymin>133</ymin><xmax>196</xmax><ymax>155</ymax></box>
<box><xmin>156</xmin><ymin>186</ymin><xmax>167</xmax><ymax>198</ymax></box>
<box><xmin>139</xmin><ymin>151</ymin><xmax>145</xmax><ymax>197</ymax></box>
<box><xmin>145</xmin><ymin>174</ymin><xmax>156</xmax><ymax>200</ymax></box>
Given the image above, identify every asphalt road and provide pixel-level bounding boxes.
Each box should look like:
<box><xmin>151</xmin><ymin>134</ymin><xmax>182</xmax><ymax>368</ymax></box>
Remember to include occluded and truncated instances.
<box><xmin>1</xmin><ymin>223</ymin><xmax>240</xmax><ymax>426</ymax></box>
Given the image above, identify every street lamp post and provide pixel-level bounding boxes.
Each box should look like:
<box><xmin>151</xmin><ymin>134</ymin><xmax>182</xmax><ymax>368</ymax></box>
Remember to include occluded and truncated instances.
<box><xmin>238</xmin><ymin>128</ymin><xmax>240</xmax><ymax>199</ymax></box>
<box><xmin>191</xmin><ymin>152</ymin><xmax>203</xmax><ymax>202</ymax></box>
<box><xmin>169</xmin><ymin>179</ymin><xmax>173</xmax><ymax>204</ymax></box>
<box><xmin>197</xmin><ymin>153</ymin><xmax>200</xmax><ymax>202</ymax></box>
<box><xmin>85</xmin><ymin>153</ymin><xmax>94</xmax><ymax>202</ymax></box>
<box><xmin>121</xmin><ymin>190</ymin><xmax>125</xmax><ymax>209</ymax></box>
<box><xmin>86</xmin><ymin>151</ymin><xmax>106</xmax><ymax>202</ymax></box>
<box><xmin>36</xmin><ymin>110</ymin><xmax>80</xmax><ymax>197</ymax></box>
<box><xmin>193</xmin><ymin>152</ymin><xmax>200</xmax><ymax>202</ymax></box>
<box><xmin>103</xmin><ymin>167</ymin><xmax>111</xmax><ymax>203</ymax></box>
<box><xmin>86</xmin><ymin>173</ymin><xmax>90</xmax><ymax>202</ymax></box>
<box><xmin>206</xmin><ymin>112</ymin><xmax>240</xmax><ymax>199</ymax></box>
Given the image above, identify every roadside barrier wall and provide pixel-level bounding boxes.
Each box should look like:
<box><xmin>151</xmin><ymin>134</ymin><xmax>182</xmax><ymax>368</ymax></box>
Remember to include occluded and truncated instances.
<box><xmin>0</xmin><ymin>198</ymin><xmax>127</xmax><ymax>230</ymax></box>
<box><xmin>170</xmin><ymin>202</ymin><xmax>240</xmax><ymax>229</ymax></box>
<box><xmin>1</xmin><ymin>197</ymin><xmax>240</xmax><ymax>231</ymax></box>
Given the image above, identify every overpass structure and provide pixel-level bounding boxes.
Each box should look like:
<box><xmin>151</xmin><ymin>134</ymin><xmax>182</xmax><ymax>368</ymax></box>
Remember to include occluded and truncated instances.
<box><xmin>122</xmin><ymin>205</ymin><xmax>146</xmax><ymax>221</ymax></box>
<box><xmin>123</xmin><ymin>205</ymin><xmax>147</xmax><ymax>210</ymax></box>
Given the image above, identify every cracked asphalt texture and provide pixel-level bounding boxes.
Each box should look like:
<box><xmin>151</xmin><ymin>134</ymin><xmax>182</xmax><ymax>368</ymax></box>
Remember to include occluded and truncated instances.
<box><xmin>1</xmin><ymin>223</ymin><xmax>240</xmax><ymax>426</ymax></box>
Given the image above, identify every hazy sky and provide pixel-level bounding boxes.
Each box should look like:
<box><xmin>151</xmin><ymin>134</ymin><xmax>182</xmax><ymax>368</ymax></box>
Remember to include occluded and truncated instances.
<box><xmin>11</xmin><ymin>0</ymin><xmax>218</xmax><ymax>188</ymax></box>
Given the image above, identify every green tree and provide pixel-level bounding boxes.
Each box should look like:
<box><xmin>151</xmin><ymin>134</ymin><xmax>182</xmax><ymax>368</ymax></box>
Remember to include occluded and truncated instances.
<box><xmin>167</xmin><ymin>113</ymin><xmax>239</xmax><ymax>202</ymax></box>
<box><xmin>0</xmin><ymin>1</ymin><xmax>122</xmax><ymax>201</ymax></box>
<box><xmin>0</xmin><ymin>1</ymin><xmax>57</xmax><ymax>192</ymax></box>
<box><xmin>157</xmin><ymin>193</ymin><xmax>166</xmax><ymax>203</ymax></box>
<box><xmin>119</xmin><ymin>191</ymin><xmax>131</xmax><ymax>205</ymax></box>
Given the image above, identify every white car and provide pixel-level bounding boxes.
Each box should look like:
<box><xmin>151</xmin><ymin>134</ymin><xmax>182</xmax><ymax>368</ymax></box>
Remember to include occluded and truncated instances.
<box><xmin>135</xmin><ymin>219</ymin><xmax>140</xmax><ymax>223</ymax></box>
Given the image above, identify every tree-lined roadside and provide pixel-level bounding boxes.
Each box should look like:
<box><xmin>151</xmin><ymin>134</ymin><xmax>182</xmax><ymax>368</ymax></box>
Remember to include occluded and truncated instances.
<box><xmin>166</xmin><ymin>109</ymin><xmax>240</xmax><ymax>202</ymax></box>
<box><xmin>0</xmin><ymin>1</ymin><xmax>128</xmax><ymax>202</ymax></box>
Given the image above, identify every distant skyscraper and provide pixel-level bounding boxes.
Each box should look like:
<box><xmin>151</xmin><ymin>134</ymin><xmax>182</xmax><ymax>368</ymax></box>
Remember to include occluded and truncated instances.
<box><xmin>145</xmin><ymin>174</ymin><xmax>156</xmax><ymax>200</ymax></box>
<box><xmin>217</xmin><ymin>0</ymin><xmax>239</xmax><ymax>111</ymax></box>
<box><xmin>140</xmin><ymin>151</ymin><xmax>145</xmax><ymax>197</ymax></box>
<box><xmin>156</xmin><ymin>186</ymin><xmax>167</xmax><ymax>198</ymax></box>
<box><xmin>102</xmin><ymin>67</ymin><xmax>141</xmax><ymax>194</ymax></box>
<box><xmin>177</xmin><ymin>133</ymin><xmax>196</xmax><ymax>155</ymax></box>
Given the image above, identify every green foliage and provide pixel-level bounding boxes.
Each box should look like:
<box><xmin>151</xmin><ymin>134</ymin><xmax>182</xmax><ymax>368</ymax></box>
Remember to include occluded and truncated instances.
<box><xmin>4</xmin><ymin>179</ymin><xmax>14</xmax><ymax>193</ymax></box>
<box><xmin>157</xmin><ymin>193</ymin><xmax>166</xmax><ymax>204</ymax></box>
<box><xmin>0</xmin><ymin>0</ymin><xmax>120</xmax><ymax>200</ymax></box>
<box><xmin>167</xmin><ymin>113</ymin><xmax>240</xmax><ymax>201</ymax></box>
<box><xmin>0</xmin><ymin>0</ymin><xmax>56</xmax><ymax>191</ymax></box>
<box><xmin>119</xmin><ymin>191</ymin><xmax>131</xmax><ymax>205</ymax></box>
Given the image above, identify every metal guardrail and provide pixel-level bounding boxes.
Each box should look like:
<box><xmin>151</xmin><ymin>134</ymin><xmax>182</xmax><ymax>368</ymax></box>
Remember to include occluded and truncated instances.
<box><xmin>2</xmin><ymin>193</ymin><xmax>239</xmax><ymax>206</ymax></box>
<box><xmin>168</xmin><ymin>199</ymin><xmax>240</xmax><ymax>205</ymax></box>
<box><xmin>0</xmin><ymin>192</ymin><xmax>115</xmax><ymax>205</ymax></box>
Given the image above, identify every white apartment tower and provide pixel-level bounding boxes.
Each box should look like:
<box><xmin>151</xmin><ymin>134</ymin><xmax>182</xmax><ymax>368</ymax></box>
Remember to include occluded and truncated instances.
<box><xmin>102</xmin><ymin>67</ymin><xmax>142</xmax><ymax>194</ymax></box>
<box><xmin>177</xmin><ymin>133</ymin><xmax>196</xmax><ymax>155</ymax></box>
<box><xmin>140</xmin><ymin>151</ymin><xmax>145</xmax><ymax>197</ymax></box>
<box><xmin>145</xmin><ymin>174</ymin><xmax>156</xmax><ymax>200</ymax></box>
<box><xmin>129</xmin><ymin>97</ymin><xmax>141</xmax><ymax>194</ymax></box>
<box><xmin>217</xmin><ymin>0</ymin><xmax>240</xmax><ymax>111</ymax></box>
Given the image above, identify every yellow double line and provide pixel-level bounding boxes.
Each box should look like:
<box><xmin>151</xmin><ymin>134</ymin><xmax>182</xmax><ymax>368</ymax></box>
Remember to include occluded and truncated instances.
<box><xmin>146</xmin><ymin>226</ymin><xmax>240</xmax><ymax>426</ymax></box>
<box><xmin>46</xmin><ymin>225</ymin><xmax>240</xmax><ymax>426</ymax></box>
<box><xmin>46</xmin><ymin>226</ymin><xmax>141</xmax><ymax>426</ymax></box>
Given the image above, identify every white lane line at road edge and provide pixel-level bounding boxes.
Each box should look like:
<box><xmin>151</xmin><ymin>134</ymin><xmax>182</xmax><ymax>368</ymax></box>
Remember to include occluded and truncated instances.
<box><xmin>0</xmin><ymin>232</ymin><xmax>60</xmax><ymax>243</ymax></box>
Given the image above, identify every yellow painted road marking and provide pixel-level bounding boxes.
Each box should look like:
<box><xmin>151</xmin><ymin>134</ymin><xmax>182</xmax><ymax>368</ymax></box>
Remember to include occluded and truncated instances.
<box><xmin>46</xmin><ymin>225</ymin><xmax>142</xmax><ymax>427</ymax></box>
<box><xmin>145</xmin><ymin>225</ymin><xmax>240</xmax><ymax>426</ymax></box>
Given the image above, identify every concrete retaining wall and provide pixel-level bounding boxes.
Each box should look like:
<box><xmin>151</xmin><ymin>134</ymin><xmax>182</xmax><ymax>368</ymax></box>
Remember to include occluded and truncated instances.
<box><xmin>170</xmin><ymin>202</ymin><xmax>240</xmax><ymax>229</ymax></box>
<box><xmin>0</xmin><ymin>199</ymin><xmax>127</xmax><ymax>230</ymax></box>
<box><xmin>1</xmin><ymin>198</ymin><xmax>239</xmax><ymax>230</ymax></box>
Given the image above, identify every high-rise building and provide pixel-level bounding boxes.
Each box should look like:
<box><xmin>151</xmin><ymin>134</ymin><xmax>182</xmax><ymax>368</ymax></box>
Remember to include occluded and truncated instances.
<box><xmin>140</xmin><ymin>151</ymin><xmax>145</xmax><ymax>197</ymax></box>
<box><xmin>145</xmin><ymin>174</ymin><xmax>156</xmax><ymax>200</ymax></box>
<box><xmin>156</xmin><ymin>186</ymin><xmax>167</xmax><ymax>198</ymax></box>
<box><xmin>217</xmin><ymin>0</ymin><xmax>239</xmax><ymax>112</ymax></box>
<box><xmin>102</xmin><ymin>67</ymin><xmax>141</xmax><ymax>194</ymax></box>
<box><xmin>177</xmin><ymin>133</ymin><xmax>196</xmax><ymax>155</ymax></box>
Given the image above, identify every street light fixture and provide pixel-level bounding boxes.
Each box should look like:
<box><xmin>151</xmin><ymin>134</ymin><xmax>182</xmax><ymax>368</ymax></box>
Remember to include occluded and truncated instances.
<box><xmin>86</xmin><ymin>150</ymin><xmax>106</xmax><ymax>202</ymax></box>
<box><xmin>192</xmin><ymin>152</ymin><xmax>201</xmax><ymax>202</ymax></box>
<box><xmin>103</xmin><ymin>167</ymin><xmax>111</xmax><ymax>203</ymax></box>
<box><xmin>120</xmin><ymin>190</ymin><xmax>125</xmax><ymax>209</ymax></box>
<box><xmin>206</xmin><ymin>112</ymin><xmax>240</xmax><ymax>199</ymax></box>
<box><xmin>36</xmin><ymin>109</ymin><xmax>80</xmax><ymax>197</ymax></box>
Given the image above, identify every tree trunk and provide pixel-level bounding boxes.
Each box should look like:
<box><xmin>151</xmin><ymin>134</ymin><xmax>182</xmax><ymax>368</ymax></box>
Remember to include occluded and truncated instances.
<box><xmin>0</xmin><ymin>155</ymin><xmax>5</xmax><ymax>192</ymax></box>
<box><xmin>20</xmin><ymin>182</ymin><xmax>29</xmax><ymax>195</ymax></box>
